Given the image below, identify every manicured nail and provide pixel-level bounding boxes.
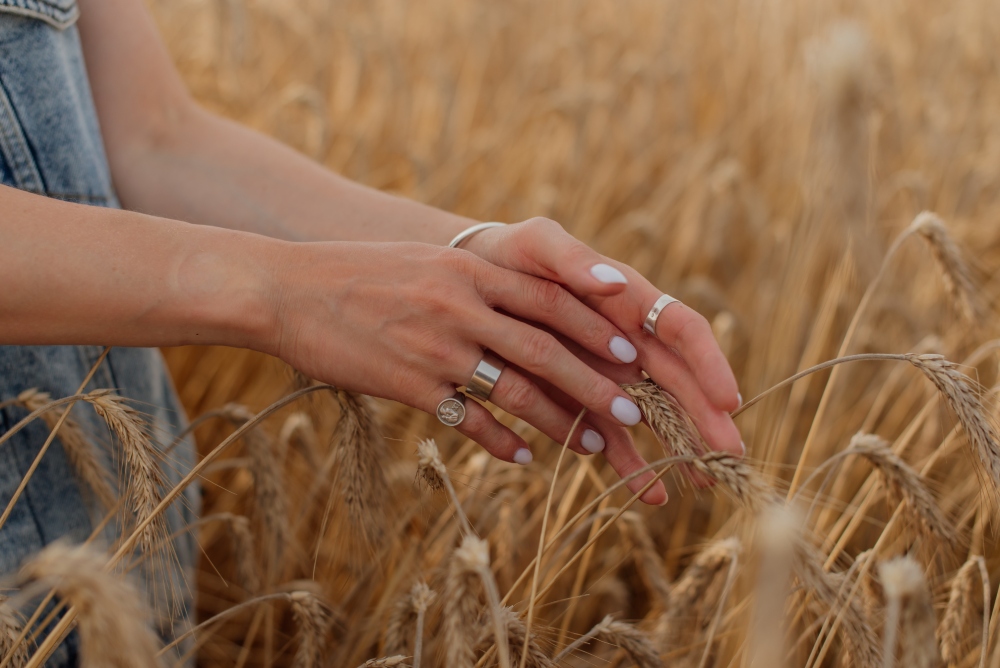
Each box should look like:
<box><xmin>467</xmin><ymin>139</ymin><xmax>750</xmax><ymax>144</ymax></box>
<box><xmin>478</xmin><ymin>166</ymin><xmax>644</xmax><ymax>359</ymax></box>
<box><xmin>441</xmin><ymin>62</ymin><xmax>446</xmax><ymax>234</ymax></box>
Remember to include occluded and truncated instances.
<box><xmin>611</xmin><ymin>396</ymin><xmax>642</xmax><ymax>426</ymax></box>
<box><xmin>737</xmin><ymin>392</ymin><xmax>743</xmax><ymax>407</ymax></box>
<box><xmin>590</xmin><ymin>263</ymin><xmax>628</xmax><ymax>285</ymax></box>
<box><xmin>609</xmin><ymin>336</ymin><xmax>637</xmax><ymax>363</ymax></box>
<box><xmin>581</xmin><ymin>429</ymin><xmax>606</xmax><ymax>453</ymax></box>
<box><xmin>513</xmin><ymin>448</ymin><xmax>533</xmax><ymax>465</ymax></box>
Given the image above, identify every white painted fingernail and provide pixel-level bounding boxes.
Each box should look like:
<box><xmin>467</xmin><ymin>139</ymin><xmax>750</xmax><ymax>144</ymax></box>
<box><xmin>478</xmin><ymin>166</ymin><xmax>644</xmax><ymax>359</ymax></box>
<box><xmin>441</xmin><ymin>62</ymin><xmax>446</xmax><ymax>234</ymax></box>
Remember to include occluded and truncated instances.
<box><xmin>737</xmin><ymin>392</ymin><xmax>743</xmax><ymax>407</ymax></box>
<box><xmin>611</xmin><ymin>396</ymin><xmax>642</xmax><ymax>426</ymax></box>
<box><xmin>609</xmin><ymin>336</ymin><xmax>637</xmax><ymax>363</ymax></box>
<box><xmin>590</xmin><ymin>263</ymin><xmax>628</xmax><ymax>285</ymax></box>
<box><xmin>514</xmin><ymin>448</ymin><xmax>533</xmax><ymax>465</ymax></box>
<box><xmin>581</xmin><ymin>429</ymin><xmax>606</xmax><ymax>453</ymax></box>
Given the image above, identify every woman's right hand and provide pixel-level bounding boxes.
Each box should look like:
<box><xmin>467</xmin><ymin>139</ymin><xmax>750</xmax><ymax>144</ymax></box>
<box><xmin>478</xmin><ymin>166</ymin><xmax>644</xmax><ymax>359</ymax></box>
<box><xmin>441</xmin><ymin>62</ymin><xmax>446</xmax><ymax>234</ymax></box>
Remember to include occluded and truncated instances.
<box><xmin>261</xmin><ymin>240</ymin><xmax>649</xmax><ymax>469</ymax></box>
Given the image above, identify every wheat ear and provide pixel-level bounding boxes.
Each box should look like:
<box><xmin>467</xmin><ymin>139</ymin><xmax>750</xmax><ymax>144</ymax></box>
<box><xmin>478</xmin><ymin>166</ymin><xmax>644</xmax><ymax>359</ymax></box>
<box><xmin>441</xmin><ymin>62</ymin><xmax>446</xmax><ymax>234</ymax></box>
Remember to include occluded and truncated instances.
<box><xmin>658</xmin><ymin>538</ymin><xmax>739</xmax><ymax>655</ymax></box>
<box><xmin>905</xmin><ymin>354</ymin><xmax>1000</xmax><ymax>494</ymax></box>
<box><xmin>15</xmin><ymin>390</ymin><xmax>116</xmax><ymax>511</ymax></box>
<box><xmin>476</xmin><ymin>607</ymin><xmax>553</xmax><ymax>668</ymax></box>
<box><xmin>441</xmin><ymin>536</ymin><xmax>484</xmax><ymax>668</ymax></box>
<box><xmin>939</xmin><ymin>556</ymin><xmax>988</xmax><ymax>667</ymax></box>
<box><xmin>879</xmin><ymin>556</ymin><xmax>939</xmax><ymax>668</ymax></box>
<box><xmin>87</xmin><ymin>392</ymin><xmax>168</xmax><ymax>556</ymax></box>
<box><xmin>289</xmin><ymin>590</ymin><xmax>334</xmax><ymax>668</ymax></box>
<box><xmin>847</xmin><ymin>433</ymin><xmax>956</xmax><ymax>546</ymax></box>
<box><xmin>0</xmin><ymin>597</ymin><xmax>28</xmax><ymax>668</ymax></box>
<box><xmin>909</xmin><ymin>212</ymin><xmax>981</xmax><ymax>322</ymax></box>
<box><xmin>622</xmin><ymin>380</ymin><xmax>704</xmax><ymax>457</ymax></box>
<box><xmin>332</xmin><ymin>391</ymin><xmax>389</xmax><ymax>547</ymax></box>
<box><xmin>411</xmin><ymin>582</ymin><xmax>435</xmax><ymax>668</ymax></box>
<box><xmin>20</xmin><ymin>541</ymin><xmax>163</xmax><ymax>667</ymax></box>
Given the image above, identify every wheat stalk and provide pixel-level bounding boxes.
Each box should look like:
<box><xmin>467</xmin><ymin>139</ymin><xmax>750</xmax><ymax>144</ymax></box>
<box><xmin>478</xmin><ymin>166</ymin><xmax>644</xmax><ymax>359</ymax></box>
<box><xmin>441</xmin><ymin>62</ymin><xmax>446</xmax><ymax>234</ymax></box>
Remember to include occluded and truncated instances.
<box><xmin>220</xmin><ymin>404</ymin><xmax>289</xmax><ymax>580</ymax></box>
<box><xmin>476</xmin><ymin>607</ymin><xmax>553</xmax><ymax>668</ymax></box>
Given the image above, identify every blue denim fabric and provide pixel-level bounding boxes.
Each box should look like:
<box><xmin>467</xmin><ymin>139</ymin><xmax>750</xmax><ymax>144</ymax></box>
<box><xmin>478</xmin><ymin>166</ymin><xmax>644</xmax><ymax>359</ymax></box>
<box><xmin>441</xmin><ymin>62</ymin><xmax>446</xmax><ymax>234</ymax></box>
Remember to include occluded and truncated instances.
<box><xmin>0</xmin><ymin>7</ymin><xmax>198</xmax><ymax>666</ymax></box>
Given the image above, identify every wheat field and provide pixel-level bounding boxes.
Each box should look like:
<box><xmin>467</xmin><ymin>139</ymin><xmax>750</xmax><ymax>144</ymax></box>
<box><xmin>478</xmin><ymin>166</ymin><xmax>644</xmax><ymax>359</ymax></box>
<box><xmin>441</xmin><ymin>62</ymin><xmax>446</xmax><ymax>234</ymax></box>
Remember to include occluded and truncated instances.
<box><xmin>7</xmin><ymin>0</ymin><xmax>1000</xmax><ymax>666</ymax></box>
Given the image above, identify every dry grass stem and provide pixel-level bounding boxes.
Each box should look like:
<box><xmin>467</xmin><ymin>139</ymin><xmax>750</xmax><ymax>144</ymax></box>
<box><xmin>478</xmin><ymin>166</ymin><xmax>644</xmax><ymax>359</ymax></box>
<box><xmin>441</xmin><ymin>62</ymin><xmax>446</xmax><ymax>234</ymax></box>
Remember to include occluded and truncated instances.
<box><xmin>220</xmin><ymin>404</ymin><xmax>289</xmax><ymax>579</ymax></box>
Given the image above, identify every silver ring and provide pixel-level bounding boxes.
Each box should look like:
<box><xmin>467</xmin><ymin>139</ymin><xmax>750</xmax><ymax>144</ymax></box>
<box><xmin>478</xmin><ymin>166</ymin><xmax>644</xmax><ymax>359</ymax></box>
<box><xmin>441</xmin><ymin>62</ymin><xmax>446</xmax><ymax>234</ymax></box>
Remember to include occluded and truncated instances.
<box><xmin>643</xmin><ymin>294</ymin><xmax>681</xmax><ymax>335</ymax></box>
<box><xmin>436</xmin><ymin>392</ymin><xmax>467</xmax><ymax>427</ymax></box>
<box><xmin>466</xmin><ymin>352</ymin><xmax>506</xmax><ymax>402</ymax></box>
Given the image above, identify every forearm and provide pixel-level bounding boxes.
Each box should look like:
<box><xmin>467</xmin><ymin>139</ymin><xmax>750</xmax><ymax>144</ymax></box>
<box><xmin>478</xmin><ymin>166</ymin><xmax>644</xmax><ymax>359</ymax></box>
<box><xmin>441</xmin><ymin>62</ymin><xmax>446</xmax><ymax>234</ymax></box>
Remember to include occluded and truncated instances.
<box><xmin>0</xmin><ymin>185</ymin><xmax>276</xmax><ymax>349</ymax></box>
<box><xmin>109</xmin><ymin>105</ymin><xmax>476</xmax><ymax>244</ymax></box>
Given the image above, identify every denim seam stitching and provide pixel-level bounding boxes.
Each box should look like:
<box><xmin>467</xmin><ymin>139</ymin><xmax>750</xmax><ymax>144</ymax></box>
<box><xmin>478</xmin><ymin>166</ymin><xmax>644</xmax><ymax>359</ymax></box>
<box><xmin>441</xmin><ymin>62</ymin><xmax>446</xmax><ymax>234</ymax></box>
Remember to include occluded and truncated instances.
<box><xmin>0</xmin><ymin>1</ymin><xmax>79</xmax><ymax>30</ymax></box>
<box><xmin>0</xmin><ymin>77</ymin><xmax>44</xmax><ymax>193</ymax></box>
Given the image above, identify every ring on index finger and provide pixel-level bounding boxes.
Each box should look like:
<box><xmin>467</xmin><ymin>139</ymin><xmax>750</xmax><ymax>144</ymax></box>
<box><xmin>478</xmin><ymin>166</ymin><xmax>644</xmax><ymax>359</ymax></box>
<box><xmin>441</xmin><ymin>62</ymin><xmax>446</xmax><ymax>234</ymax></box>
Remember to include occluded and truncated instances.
<box><xmin>643</xmin><ymin>294</ymin><xmax>682</xmax><ymax>336</ymax></box>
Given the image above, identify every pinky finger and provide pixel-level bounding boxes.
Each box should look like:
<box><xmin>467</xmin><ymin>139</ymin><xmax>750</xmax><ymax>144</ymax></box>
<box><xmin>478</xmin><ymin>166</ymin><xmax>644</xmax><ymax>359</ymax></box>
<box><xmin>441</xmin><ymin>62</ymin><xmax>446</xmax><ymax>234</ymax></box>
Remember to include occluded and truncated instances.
<box><xmin>432</xmin><ymin>387</ymin><xmax>533</xmax><ymax>465</ymax></box>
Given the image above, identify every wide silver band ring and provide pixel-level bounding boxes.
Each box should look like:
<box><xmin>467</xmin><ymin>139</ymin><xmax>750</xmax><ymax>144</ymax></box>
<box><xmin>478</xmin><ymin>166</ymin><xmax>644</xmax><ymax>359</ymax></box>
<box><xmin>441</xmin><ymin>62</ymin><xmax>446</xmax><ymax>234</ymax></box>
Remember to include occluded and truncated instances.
<box><xmin>436</xmin><ymin>392</ymin><xmax>467</xmax><ymax>427</ymax></box>
<box><xmin>466</xmin><ymin>352</ymin><xmax>506</xmax><ymax>402</ymax></box>
<box><xmin>643</xmin><ymin>294</ymin><xmax>681</xmax><ymax>335</ymax></box>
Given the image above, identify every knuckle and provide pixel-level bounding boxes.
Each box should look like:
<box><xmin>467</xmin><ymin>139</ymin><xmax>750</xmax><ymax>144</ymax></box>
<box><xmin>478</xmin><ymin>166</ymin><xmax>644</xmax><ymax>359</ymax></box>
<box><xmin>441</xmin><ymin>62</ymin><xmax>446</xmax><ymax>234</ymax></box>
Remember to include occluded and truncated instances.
<box><xmin>676</xmin><ymin>312</ymin><xmax>710</xmax><ymax>346</ymax></box>
<box><xmin>502</xmin><ymin>376</ymin><xmax>536</xmax><ymax>413</ymax></box>
<box><xmin>529</xmin><ymin>279</ymin><xmax>566</xmax><ymax>316</ymax></box>
<box><xmin>524</xmin><ymin>216</ymin><xmax>562</xmax><ymax>233</ymax></box>
<box><xmin>519</xmin><ymin>331</ymin><xmax>559</xmax><ymax>370</ymax></box>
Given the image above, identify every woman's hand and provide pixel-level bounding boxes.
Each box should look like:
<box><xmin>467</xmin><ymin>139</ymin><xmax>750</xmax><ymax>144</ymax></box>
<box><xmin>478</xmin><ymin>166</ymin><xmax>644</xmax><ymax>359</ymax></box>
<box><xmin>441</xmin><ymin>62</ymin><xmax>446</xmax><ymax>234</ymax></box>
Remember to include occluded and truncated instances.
<box><xmin>262</xmin><ymin>240</ymin><xmax>664</xmax><ymax>483</ymax></box>
<box><xmin>461</xmin><ymin>218</ymin><xmax>744</xmax><ymax>492</ymax></box>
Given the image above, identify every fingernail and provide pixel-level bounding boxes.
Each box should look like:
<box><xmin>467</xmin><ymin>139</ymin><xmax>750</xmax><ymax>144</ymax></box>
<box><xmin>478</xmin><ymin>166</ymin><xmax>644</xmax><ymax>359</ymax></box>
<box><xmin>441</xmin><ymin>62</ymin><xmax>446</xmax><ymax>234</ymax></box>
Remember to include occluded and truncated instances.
<box><xmin>609</xmin><ymin>336</ymin><xmax>637</xmax><ymax>363</ymax></box>
<box><xmin>590</xmin><ymin>263</ymin><xmax>628</xmax><ymax>285</ymax></box>
<box><xmin>611</xmin><ymin>396</ymin><xmax>642</xmax><ymax>426</ymax></box>
<box><xmin>737</xmin><ymin>392</ymin><xmax>743</xmax><ymax>407</ymax></box>
<box><xmin>513</xmin><ymin>448</ymin><xmax>533</xmax><ymax>465</ymax></box>
<box><xmin>581</xmin><ymin>429</ymin><xmax>606</xmax><ymax>453</ymax></box>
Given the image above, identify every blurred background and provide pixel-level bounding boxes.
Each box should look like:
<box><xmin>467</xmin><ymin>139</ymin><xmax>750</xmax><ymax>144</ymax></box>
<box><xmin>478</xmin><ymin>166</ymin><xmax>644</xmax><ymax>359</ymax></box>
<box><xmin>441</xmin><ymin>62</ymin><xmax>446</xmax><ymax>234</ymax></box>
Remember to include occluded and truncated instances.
<box><xmin>146</xmin><ymin>0</ymin><xmax>1000</xmax><ymax>664</ymax></box>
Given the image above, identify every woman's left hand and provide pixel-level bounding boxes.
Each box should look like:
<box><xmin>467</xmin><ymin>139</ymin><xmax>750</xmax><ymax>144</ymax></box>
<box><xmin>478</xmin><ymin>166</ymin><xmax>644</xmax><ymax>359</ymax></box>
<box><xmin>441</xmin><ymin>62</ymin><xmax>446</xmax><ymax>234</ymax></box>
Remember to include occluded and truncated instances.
<box><xmin>462</xmin><ymin>217</ymin><xmax>744</xmax><ymax>494</ymax></box>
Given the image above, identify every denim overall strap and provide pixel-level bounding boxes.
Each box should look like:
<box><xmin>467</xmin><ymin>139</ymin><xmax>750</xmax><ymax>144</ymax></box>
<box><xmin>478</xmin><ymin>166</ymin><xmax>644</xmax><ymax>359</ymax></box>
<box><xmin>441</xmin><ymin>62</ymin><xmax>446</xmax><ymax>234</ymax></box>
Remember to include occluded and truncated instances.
<box><xmin>0</xmin><ymin>6</ymin><xmax>198</xmax><ymax>666</ymax></box>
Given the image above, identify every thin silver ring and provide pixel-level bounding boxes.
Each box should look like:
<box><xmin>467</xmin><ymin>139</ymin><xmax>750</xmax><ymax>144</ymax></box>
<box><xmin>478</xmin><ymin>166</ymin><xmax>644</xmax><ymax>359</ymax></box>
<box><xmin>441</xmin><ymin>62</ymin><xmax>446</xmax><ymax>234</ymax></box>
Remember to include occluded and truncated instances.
<box><xmin>643</xmin><ymin>294</ymin><xmax>681</xmax><ymax>335</ymax></box>
<box><xmin>466</xmin><ymin>352</ymin><xmax>506</xmax><ymax>402</ymax></box>
<box><xmin>436</xmin><ymin>392</ymin><xmax>467</xmax><ymax>427</ymax></box>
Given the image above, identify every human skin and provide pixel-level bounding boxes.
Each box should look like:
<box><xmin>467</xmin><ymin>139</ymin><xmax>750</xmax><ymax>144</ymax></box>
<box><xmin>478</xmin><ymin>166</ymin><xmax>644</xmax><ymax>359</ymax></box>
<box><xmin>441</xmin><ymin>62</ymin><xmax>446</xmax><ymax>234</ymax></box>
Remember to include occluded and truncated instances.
<box><xmin>0</xmin><ymin>0</ymin><xmax>745</xmax><ymax>505</ymax></box>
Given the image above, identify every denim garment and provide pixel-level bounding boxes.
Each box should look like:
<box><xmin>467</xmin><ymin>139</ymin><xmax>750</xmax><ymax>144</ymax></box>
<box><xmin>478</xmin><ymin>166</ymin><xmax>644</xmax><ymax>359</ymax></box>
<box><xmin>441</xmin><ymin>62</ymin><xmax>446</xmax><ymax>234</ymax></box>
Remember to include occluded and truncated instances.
<box><xmin>0</xmin><ymin>7</ymin><xmax>198</xmax><ymax>665</ymax></box>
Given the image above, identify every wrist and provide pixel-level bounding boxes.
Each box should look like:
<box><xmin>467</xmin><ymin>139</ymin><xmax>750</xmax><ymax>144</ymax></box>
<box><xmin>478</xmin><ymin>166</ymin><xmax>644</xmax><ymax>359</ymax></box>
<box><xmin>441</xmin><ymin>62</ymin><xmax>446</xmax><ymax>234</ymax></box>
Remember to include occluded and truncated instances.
<box><xmin>169</xmin><ymin>224</ymin><xmax>286</xmax><ymax>353</ymax></box>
